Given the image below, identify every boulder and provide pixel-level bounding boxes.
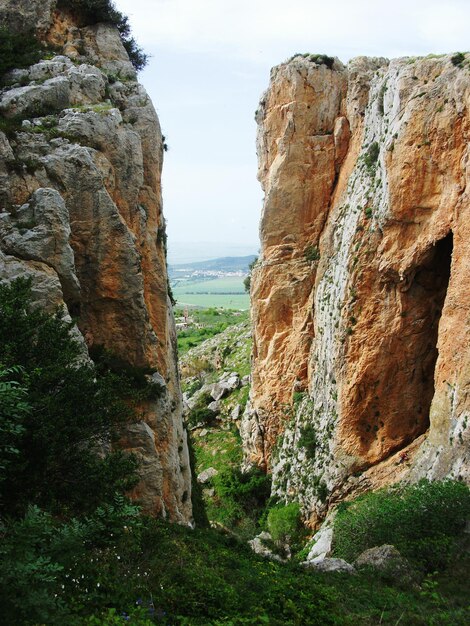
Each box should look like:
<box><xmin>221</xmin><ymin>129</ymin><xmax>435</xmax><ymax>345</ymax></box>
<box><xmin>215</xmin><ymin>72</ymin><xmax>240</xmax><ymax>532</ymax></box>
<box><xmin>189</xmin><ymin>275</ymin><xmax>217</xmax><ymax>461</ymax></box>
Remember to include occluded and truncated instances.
<box><xmin>302</xmin><ymin>557</ymin><xmax>355</xmax><ymax>574</ymax></box>
<box><xmin>355</xmin><ymin>545</ymin><xmax>416</xmax><ymax>581</ymax></box>
<box><xmin>231</xmin><ymin>404</ymin><xmax>241</xmax><ymax>420</ymax></box>
<box><xmin>197</xmin><ymin>467</ymin><xmax>219</xmax><ymax>484</ymax></box>
<box><xmin>249</xmin><ymin>532</ymin><xmax>286</xmax><ymax>563</ymax></box>
<box><xmin>211</xmin><ymin>382</ymin><xmax>229</xmax><ymax>401</ymax></box>
<box><xmin>207</xmin><ymin>400</ymin><xmax>221</xmax><ymax>414</ymax></box>
<box><xmin>306</xmin><ymin>526</ymin><xmax>334</xmax><ymax>562</ymax></box>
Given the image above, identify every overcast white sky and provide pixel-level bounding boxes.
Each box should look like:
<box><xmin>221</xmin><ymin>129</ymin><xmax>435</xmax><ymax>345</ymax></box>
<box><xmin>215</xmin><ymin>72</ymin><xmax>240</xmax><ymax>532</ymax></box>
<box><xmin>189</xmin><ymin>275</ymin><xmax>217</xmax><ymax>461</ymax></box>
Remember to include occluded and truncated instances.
<box><xmin>114</xmin><ymin>0</ymin><xmax>469</xmax><ymax>255</ymax></box>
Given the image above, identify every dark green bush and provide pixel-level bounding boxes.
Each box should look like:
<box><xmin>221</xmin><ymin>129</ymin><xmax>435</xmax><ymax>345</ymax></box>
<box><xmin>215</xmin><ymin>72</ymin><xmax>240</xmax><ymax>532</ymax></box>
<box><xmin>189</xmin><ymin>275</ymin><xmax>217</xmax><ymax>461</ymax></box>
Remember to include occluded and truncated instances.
<box><xmin>267</xmin><ymin>502</ymin><xmax>301</xmax><ymax>543</ymax></box>
<box><xmin>298</xmin><ymin>424</ymin><xmax>318</xmax><ymax>460</ymax></box>
<box><xmin>0</xmin><ymin>28</ymin><xmax>44</xmax><ymax>77</ymax></box>
<box><xmin>304</xmin><ymin>245</ymin><xmax>320</xmax><ymax>262</ymax></box>
<box><xmin>333</xmin><ymin>479</ymin><xmax>470</xmax><ymax>571</ymax></box>
<box><xmin>213</xmin><ymin>466</ymin><xmax>271</xmax><ymax>529</ymax></box>
<box><xmin>289</xmin><ymin>53</ymin><xmax>335</xmax><ymax>69</ymax></box>
<box><xmin>0</xmin><ymin>278</ymin><xmax>139</xmax><ymax>516</ymax></box>
<box><xmin>451</xmin><ymin>52</ymin><xmax>465</xmax><ymax>67</ymax></box>
<box><xmin>0</xmin><ymin>498</ymin><xmax>143</xmax><ymax>625</ymax></box>
<box><xmin>364</xmin><ymin>141</ymin><xmax>380</xmax><ymax>168</ymax></box>
<box><xmin>187</xmin><ymin>391</ymin><xmax>217</xmax><ymax>428</ymax></box>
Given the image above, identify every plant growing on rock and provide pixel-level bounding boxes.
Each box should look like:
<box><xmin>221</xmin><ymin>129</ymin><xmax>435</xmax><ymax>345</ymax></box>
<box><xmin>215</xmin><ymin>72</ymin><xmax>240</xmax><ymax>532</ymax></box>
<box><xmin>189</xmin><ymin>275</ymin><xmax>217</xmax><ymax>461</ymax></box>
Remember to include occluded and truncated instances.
<box><xmin>0</xmin><ymin>28</ymin><xmax>44</xmax><ymax>77</ymax></box>
<box><xmin>57</xmin><ymin>0</ymin><xmax>148</xmax><ymax>70</ymax></box>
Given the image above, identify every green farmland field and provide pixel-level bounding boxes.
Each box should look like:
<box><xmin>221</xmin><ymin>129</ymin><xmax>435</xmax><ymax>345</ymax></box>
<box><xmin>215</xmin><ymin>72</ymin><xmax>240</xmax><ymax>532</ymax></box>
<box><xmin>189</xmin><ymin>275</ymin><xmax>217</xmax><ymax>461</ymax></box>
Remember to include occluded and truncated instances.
<box><xmin>172</xmin><ymin>276</ymin><xmax>249</xmax><ymax>309</ymax></box>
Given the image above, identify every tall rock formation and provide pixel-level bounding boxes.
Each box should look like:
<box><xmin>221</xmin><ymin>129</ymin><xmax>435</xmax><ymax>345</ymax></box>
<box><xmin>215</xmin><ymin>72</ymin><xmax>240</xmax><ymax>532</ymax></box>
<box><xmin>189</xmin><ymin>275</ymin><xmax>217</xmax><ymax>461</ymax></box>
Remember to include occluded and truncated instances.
<box><xmin>243</xmin><ymin>53</ymin><xmax>470</xmax><ymax>526</ymax></box>
<box><xmin>0</xmin><ymin>0</ymin><xmax>192</xmax><ymax>523</ymax></box>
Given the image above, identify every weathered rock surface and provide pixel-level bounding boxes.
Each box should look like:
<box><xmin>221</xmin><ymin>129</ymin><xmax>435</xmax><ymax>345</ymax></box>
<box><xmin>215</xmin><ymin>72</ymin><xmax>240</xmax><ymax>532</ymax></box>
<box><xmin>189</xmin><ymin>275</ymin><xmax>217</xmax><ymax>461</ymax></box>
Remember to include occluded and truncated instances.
<box><xmin>302</xmin><ymin>557</ymin><xmax>355</xmax><ymax>574</ymax></box>
<box><xmin>355</xmin><ymin>544</ymin><xmax>413</xmax><ymax>578</ymax></box>
<box><xmin>244</xmin><ymin>53</ymin><xmax>470</xmax><ymax>525</ymax></box>
<box><xmin>248</xmin><ymin>531</ymin><xmax>286</xmax><ymax>563</ymax></box>
<box><xmin>0</xmin><ymin>2</ymin><xmax>192</xmax><ymax>523</ymax></box>
<box><xmin>197</xmin><ymin>467</ymin><xmax>219</xmax><ymax>484</ymax></box>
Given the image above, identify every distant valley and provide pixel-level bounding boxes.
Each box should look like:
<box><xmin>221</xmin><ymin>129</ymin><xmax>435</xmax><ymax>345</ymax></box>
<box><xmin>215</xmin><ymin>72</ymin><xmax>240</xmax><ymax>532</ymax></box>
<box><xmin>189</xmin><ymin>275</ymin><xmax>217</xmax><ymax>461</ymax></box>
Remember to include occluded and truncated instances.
<box><xmin>169</xmin><ymin>255</ymin><xmax>256</xmax><ymax>309</ymax></box>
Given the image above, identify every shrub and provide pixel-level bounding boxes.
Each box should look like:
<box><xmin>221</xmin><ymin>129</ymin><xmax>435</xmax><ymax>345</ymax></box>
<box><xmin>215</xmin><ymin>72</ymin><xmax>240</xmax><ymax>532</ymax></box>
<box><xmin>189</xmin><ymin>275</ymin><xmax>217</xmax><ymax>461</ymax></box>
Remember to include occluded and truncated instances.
<box><xmin>186</xmin><ymin>391</ymin><xmax>216</xmax><ymax>428</ymax></box>
<box><xmin>298</xmin><ymin>424</ymin><xmax>318</xmax><ymax>460</ymax></box>
<box><xmin>267</xmin><ymin>502</ymin><xmax>301</xmax><ymax>543</ymax></box>
<box><xmin>289</xmin><ymin>53</ymin><xmax>335</xmax><ymax>69</ymax></box>
<box><xmin>213</xmin><ymin>466</ymin><xmax>271</xmax><ymax>529</ymax></box>
<box><xmin>244</xmin><ymin>256</ymin><xmax>258</xmax><ymax>294</ymax></box>
<box><xmin>0</xmin><ymin>278</ymin><xmax>139</xmax><ymax>517</ymax></box>
<box><xmin>363</xmin><ymin>141</ymin><xmax>380</xmax><ymax>168</ymax></box>
<box><xmin>0</xmin><ymin>28</ymin><xmax>44</xmax><ymax>77</ymax></box>
<box><xmin>333</xmin><ymin>479</ymin><xmax>470</xmax><ymax>571</ymax></box>
<box><xmin>451</xmin><ymin>52</ymin><xmax>465</xmax><ymax>67</ymax></box>
<box><xmin>0</xmin><ymin>366</ymin><xmax>29</xmax><ymax>477</ymax></box>
<box><xmin>304</xmin><ymin>245</ymin><xmax>320</xmax><ymax>262</ymax></box>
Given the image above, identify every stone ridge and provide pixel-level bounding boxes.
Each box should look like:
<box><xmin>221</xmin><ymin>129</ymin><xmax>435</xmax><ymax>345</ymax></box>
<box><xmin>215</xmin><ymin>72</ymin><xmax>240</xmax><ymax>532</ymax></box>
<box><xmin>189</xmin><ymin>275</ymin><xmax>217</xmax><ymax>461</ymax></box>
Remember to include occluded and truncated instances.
<box><xmin>0</xmin><ymin>1</ymin><xmax>192</xmax><ymax>523</ymax></box>
<box><xmin>244</xmin><ymin>53</ymin><xmax>470</xmax><ymax>527</ymax></box>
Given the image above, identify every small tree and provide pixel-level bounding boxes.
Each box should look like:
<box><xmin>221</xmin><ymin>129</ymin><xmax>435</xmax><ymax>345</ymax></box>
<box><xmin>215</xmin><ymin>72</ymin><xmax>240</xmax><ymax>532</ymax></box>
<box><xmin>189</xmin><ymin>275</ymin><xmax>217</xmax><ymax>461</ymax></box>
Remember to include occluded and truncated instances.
<box><xmin>0</xmin><ymin>278</ymin><xmax>139</xmax><ymax>517</ymax></box>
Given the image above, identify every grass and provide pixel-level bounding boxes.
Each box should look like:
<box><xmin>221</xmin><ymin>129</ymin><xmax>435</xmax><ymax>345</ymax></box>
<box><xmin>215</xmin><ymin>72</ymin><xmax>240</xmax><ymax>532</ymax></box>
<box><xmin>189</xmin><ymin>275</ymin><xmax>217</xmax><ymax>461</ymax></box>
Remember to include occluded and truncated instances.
<box><xmin>176</xmin><ymin>308</ymin><xmax>249</xmax><ymax>355</ymax></box>
<box><xmin>172</xmin><ymin>277</ymin><xmax>250</xmax><ymax>309</ymax></box>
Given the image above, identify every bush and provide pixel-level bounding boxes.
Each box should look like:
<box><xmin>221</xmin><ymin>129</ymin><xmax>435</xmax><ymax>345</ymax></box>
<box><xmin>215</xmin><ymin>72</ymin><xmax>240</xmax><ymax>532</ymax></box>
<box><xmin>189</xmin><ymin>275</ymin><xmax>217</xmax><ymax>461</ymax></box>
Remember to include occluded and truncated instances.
<box><xmin>298</xmin><ymin>424</ymin><xmax>318</xmax><ymax>460</ymax></box>
<box><xmin>213</xmin><ymin>467</ymin><xmax>271</xmax><ymax>529</ymax></box>
<box><xmin>451</xmin><ymin>52</ymin><xmax>465</xmax><ymax>67</ymax></box>
<box><xmin>0</xmin><ymin>498</ymin><xmax>144</xmax><ymax>625</ymax></box>
<box><xmin>0</xmin><ymin>28</ymin><xmax>44</xmax><ymax>77</ymax></box>
<box><xmin>363</xmin><ymin>141</ymin><xmax>380</xmax><ymax>168</ymax></box>
<box><xmin>333</xmin><ymin>479</ymin><xmax>470</xmax><ymax>571</ymax></box>
<box><xmin>304</xmin><ymin>245</ymin><xmax>320</xmax><ymax>262</ymax></box>
<box><xmin>0</xmin><ymin>278</ymin><xmax>139</xmax><ymax>516</ymax></box>
<box><xmin>57</xmin><ymin>0</ymin><xmax>148</xmax><ymax>70</ymax></box>
<box><xmin>267</xmin><ymin>502</ymin><xmax>301</xmax><ymax>543</ymax></box>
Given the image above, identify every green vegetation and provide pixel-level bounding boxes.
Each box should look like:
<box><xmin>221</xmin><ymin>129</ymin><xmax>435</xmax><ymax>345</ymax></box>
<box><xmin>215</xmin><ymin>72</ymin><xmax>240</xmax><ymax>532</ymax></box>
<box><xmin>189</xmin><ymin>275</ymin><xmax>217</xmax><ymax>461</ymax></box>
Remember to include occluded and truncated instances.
<box><xmin>173</xmin><ymin>277</ymin><xmax>250</xmax><ymax>309</ymax></box>
<box><xmin>187</xmin><ymin>391</ymin><xmax>217</xmax><ymax>429</ymax></box>
<box><xmin>304</xmin><ymin>245</ymin><xmax>320</xmax><ymax>262</ymax></box>
<box><xmin>0</xmin><ymin>279</ymin><xmax>140</xmax><ymax>517</ymax></box>
<box><xmin>1</xmin><ymin>279</ymin><xmax>469</xmax><ymax>624</ymax></box>
<box><xmin>243</xmin><ymin>256</ymin><xmax>258</xmax><ymax>293</ymax></box>
<box><xmin>289</xmin><ymin>53</ymin><xmax>335</xmax><ymax>69</ymax></box>
<box><xmin>193</xmin><ymin>427</ymin><xmax>270</xmax><ymax>538</ymax></box>
<box><xmin>298</xmin><ymin>423</ymin><xmax>318</xmax><ymax>460</ymax></box>
<box><xmin>451</xmin><ymin>52</ymin><xmax>466</xmax><ymax>67</ymax></box>
<box><xmin>57</xmin><ymin>0</ymin><xmax>147</xmax><ymax>70</ymax></box>
<box><xmin>333</xmin><ymin>479</ymin><xmax>470</xmax><ymax>572</ymax></box>
<box><xmin>267</xmin><ymin>503</ymin><xmax>301</xmax><ymax>543</ymax></box>
<box><xmin>0</xmin><ymin>28</ymin><xmax>45</xmax><ymax>78</ymax></box>
<box><xmin>363</xmin><ymin>141</ymin><xmax>380</xmax><ymax>168</ymax></box>
<box><xmin>176</xmin><ymin>307</ymin><xmax>248</xmax><ymax>354</ymax></box>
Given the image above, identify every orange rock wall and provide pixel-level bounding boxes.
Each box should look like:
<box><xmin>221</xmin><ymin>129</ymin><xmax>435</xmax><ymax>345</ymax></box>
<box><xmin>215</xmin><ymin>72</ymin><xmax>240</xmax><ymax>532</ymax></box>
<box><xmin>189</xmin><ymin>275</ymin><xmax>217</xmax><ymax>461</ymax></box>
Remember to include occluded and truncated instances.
<box><xmin>0</xmin><ymin>3</ymin><xmax>192</xmax><ymax>523</ymax></box>
<box><xmin>244</xmin><ymin>54</ymin><xmax>470</xmax><ymax>524</ymax></box>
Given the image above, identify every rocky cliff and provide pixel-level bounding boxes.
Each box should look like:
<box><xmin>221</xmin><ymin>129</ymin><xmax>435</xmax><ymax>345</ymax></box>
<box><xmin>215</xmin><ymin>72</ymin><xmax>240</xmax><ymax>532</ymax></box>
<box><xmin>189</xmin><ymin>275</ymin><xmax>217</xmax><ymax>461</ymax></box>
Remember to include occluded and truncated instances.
<box><xmin>0</xmin><ymin>0</ymin><xmax>192</xmax><ymax>523</ymax></box>
<box><xmin>243</xmin><ymin>52</ymin><xmax>470</xmax><ymax>526</ymax></box>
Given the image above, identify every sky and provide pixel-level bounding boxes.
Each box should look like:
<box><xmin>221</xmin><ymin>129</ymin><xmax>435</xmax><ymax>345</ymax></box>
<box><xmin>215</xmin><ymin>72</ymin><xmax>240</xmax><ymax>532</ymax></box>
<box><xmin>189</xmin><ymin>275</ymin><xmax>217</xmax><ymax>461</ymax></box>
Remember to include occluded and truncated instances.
<box><xmin>114</xmin><ymin>0</ymin><xmax>469</xmax><ymax>258</ymax></box>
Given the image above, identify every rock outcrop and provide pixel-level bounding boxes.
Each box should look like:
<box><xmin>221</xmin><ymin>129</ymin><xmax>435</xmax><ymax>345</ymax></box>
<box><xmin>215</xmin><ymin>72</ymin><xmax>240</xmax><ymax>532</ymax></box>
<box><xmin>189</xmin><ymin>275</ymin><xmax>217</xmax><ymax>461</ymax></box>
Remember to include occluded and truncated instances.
<box><xmin>0</xmin><ymin>1</ymin><xmax>192</xmax><ymax>523</ymax></box>
<box><xmin>244</xmin><ymin>52</ymin><xmax>470</xmax><ymax>526</ymax></box>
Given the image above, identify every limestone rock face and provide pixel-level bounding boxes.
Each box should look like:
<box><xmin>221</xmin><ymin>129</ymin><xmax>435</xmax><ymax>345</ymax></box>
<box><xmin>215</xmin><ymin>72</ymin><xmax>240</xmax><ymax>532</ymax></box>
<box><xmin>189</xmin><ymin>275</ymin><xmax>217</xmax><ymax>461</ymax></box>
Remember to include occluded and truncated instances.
<box><xmin>244</xmin><ymin>53</ymin><xmax>470</xmax><ymax>526</ymax></box>
<box><xmin>0</xmin><ymin>2</ymin><xmax>192</xmax><ymax>523</ymax></box>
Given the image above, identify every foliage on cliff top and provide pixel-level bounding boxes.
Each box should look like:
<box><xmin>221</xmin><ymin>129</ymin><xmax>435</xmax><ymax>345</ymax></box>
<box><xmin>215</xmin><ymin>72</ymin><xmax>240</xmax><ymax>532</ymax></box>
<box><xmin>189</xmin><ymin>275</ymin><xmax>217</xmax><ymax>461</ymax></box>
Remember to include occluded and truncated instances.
<box><xmin>58</xmin><ymin>0</ymin><xmax>148</xmax><ymax>70</ymax></box>
<box><xmin>288</xmin><ymin>53</ymin><xmax>335</xmax><ymax>68</ymax></box>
